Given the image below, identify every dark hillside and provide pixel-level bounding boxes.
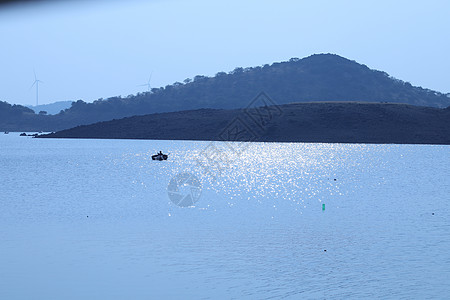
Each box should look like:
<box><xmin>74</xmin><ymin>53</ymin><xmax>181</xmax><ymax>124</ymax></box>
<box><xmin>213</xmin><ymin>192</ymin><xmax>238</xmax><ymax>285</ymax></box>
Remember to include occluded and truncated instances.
<box><xmin>40</xmin><ymin>102</ymin><xmax>450</xmax><ymax>145</ymax></box>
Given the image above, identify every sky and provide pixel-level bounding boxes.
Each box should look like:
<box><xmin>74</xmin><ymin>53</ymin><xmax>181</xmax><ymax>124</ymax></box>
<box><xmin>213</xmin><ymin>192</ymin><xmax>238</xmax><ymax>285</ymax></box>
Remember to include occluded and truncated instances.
<box><xmin>0</xmin><ymin>0</ymin><xmax>449</xmax><ymax>106</ymax></box>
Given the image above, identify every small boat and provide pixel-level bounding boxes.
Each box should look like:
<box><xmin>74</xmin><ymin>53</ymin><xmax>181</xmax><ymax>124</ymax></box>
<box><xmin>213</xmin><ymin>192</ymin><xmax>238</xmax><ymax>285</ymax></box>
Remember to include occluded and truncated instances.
<box><xmin>4</xmin><ymin>131</ymin><xmax>9</xmax><ymax>134</ymax></box>
<box><xmin>152</xmin><ymin>151</ymin><xmax>168</xmax><ymax>161</ymax></box>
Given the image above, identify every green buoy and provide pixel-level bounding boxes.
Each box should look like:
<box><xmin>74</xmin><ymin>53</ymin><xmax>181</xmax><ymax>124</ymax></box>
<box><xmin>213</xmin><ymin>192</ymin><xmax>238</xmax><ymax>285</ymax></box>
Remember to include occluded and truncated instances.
<box><xmin>322</xmin><ymin>203</ymin><xmax>325</xmax><ymax>211</ymax></box>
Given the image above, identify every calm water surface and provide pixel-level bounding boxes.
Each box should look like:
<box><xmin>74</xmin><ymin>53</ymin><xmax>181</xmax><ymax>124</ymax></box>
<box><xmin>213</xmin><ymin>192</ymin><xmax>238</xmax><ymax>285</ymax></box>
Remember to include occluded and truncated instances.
<box><xmin>0</xmin><ymin>134</ymin><xmax>449</xmax><ymax>299</ymax></box>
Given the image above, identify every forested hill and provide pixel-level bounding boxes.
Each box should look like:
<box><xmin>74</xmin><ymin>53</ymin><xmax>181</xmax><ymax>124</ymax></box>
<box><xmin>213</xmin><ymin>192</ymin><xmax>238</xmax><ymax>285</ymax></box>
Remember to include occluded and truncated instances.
<box><xmin>1</xmin><ymin>54</ymin><xmax>450</xmax><ymax>132</ymax></box>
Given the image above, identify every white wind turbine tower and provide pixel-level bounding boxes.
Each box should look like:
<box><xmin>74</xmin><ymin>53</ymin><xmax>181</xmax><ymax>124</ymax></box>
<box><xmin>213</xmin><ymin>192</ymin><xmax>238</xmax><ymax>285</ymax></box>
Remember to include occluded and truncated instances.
<box><xmin>138</xmin><ymin>72</ymin><xmax>153</xmax><ymax>92</ymax></box>
<box><xmin>30</xmin><ymin>70</ymin><xmax>43</xmax><ymax>106</ymax></box>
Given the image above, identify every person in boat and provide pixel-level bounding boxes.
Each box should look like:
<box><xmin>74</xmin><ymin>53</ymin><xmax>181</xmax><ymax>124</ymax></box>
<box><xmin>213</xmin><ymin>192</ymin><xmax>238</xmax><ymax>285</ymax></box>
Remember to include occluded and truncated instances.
<box><xmin>158</xmin><ymin>151</ymin><xmax>163</xmax><ymax>156</ymax></box>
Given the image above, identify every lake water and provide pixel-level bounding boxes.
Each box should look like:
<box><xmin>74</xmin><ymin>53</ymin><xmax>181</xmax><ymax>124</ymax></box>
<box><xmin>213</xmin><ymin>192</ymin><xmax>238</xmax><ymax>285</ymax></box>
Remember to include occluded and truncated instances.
<box><xmin>1</xmin><ymin>133</ymin><xmax>449</xmax><ymax>299</ymax></box>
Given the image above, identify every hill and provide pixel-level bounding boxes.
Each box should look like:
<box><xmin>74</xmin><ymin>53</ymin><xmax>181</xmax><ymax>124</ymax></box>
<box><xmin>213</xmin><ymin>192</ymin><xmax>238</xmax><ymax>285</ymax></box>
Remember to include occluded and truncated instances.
<box><xmin>39</xmin><ymin>102</ymin><xmax>450</xmax><ymax>145</ymax></box>
<box><xmin>27</xmin><ymin>101</ymin><xmax>73</xmax><ymax>115</ymax></box>
<box><xmin>0</xmin><ymin>101</ymin><xmax>36</xmax><ymax>131</ymax></box>
<box><xmin>2</xmin><ymin>54</ymin><xmax>450</xmax><ymax>132</ymax></box>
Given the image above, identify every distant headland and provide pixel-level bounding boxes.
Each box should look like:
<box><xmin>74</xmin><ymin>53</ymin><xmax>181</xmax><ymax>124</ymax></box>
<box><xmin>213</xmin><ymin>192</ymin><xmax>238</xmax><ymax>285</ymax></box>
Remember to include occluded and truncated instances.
<box><xmin>39</xmin><ymin>102</ymin><xmax>450</xmax><ymax>145</ymax></box>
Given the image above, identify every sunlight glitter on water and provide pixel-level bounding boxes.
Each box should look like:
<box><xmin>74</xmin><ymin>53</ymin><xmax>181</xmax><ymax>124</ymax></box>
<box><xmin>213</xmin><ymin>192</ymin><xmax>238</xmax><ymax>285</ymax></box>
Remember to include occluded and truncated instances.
<box><xmin>74</xmin><ymin>139</ymin><xmax>397</xmax><ymax>218</ymax></box>
<box><xmin>157</xmin><ymin>142</ymin><xmax>391</xmax><ymax>214</ymax></box>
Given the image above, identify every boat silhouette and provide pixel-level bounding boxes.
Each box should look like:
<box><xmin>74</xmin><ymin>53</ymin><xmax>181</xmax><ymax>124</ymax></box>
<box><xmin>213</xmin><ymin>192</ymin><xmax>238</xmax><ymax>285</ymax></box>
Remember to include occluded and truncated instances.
<box><xmin>152</xmin><ymin>151</ymin><xmax>168</xmax><ymax>161</ymax></box>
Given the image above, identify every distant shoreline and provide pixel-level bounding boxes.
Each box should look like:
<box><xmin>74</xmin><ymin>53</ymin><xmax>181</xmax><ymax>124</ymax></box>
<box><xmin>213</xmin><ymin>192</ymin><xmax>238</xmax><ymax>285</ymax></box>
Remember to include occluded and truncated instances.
<box><xmin>38</xmin><ymin>102</ymin><xmax>450</xmax><ymax>145</ymax></box>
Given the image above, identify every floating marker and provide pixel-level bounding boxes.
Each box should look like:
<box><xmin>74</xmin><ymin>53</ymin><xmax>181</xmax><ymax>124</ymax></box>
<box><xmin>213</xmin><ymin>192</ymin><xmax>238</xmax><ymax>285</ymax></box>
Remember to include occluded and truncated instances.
<box><xmin>322</xmin><ymin>203</ymin><xmax>325</xmax><ymax>211</ymax></box>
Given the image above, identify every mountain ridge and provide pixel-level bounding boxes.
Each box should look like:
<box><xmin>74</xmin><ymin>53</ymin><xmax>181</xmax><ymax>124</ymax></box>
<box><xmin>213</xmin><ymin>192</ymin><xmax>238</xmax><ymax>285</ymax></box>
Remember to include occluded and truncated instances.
<box><xmin>1</xmin><ymin>53</ymin><xmax>450</xmax><ymax>132</ymax></box>
<box><xmin>26</xmin><ymin>101</ymin><xmax>73</xmax><ymax>115</ymax></box>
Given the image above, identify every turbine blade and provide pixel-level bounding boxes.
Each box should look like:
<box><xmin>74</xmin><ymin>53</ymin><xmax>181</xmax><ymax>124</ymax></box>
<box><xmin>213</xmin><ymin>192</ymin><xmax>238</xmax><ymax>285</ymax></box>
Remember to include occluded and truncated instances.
<box><xmin>29</xmin><ymin>81</ymin><xmax>36</xmax><ymax>90</ymax></box>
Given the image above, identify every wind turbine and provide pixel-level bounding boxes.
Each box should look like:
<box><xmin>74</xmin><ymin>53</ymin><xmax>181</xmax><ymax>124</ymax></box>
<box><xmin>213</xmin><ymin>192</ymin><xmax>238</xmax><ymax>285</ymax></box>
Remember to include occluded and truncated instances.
<box><xmin>138</xmin><ymin>72</ymin><xmax>153</xmax><ymax>92</ymax></box>
<box><xmin>30</xmin><ymin>70</ymin><xmax>43</xmax><ymax>106</ymax></box>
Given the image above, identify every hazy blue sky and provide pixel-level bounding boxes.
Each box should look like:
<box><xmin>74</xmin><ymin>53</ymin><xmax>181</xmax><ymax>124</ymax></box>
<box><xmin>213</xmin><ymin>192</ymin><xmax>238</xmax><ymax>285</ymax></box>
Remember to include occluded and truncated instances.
<box><xmin>0</xmin><ymin>0</ymin><xmax>449</xmax><ymax>106</ymax></box>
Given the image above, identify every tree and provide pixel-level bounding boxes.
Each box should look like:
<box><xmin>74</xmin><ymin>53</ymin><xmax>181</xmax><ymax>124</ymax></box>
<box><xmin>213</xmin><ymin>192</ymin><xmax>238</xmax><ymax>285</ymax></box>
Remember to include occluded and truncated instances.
<box><xmin>231</xmin><ymin>67</ymin><xmax>244</xmax><ymax>74</ymax></box>
<box><xmin>194</xmin><ymin>75</ymin><xmax>207</xmax><ymax>82</ymax></box>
